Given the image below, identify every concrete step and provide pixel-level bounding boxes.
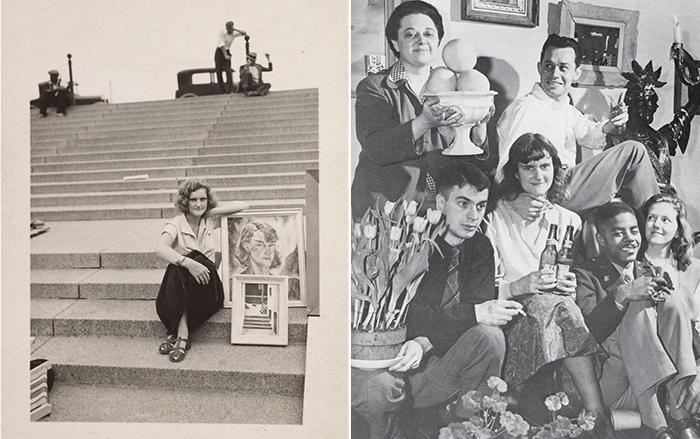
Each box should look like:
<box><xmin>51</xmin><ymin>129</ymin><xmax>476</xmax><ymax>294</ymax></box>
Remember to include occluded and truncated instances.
<box><xmin>30</xmin><ymin>198</ymin><xmax>307</xmax><ymax>221</ymax></box>
<box><xmin>30</xmin><ymin>172</ymin><xmax>306</xmax><ymax>193</ymax></box>
<box><xmin>32</xmin><ymin>138</ymin><xmax>206</xmax><ymax>156</ymax></box>
<box><xmin>31</xmin><ymin>116</ymin><xmax>219</xmax><ymax>139</ymax></box>
<box><xmin>104</xmin><ymin>101</ymin><xmax>315</xmax><ymax>119</ymax></box>
<box><xmin>30</xmin><ymin>298</ymin><xmax>308</xmax><ymax>343</ymax></box>
<box><xmin>31</xmin><ymin>149</ymin><xmax>318</xmax><ymax>173</ymax></box>
<box><xmin>212</xmin><ymin>113</ymin><xmax>318</xmax><ymax>127</ymax></box>
<box><xmin>31</xmin><ymin>141</ymin><xmax>318</xmax><ymax>164</ymax></box>
<box><xmin>30</xmin><ymin>159</ymin><xmax>317</xmax><ymax>183</ymax></box>
<box><xmin>208</xmin><ymin>123</ymin><xmax>318</xmax><ymax>137</ymax></box>
<box><xmin>31</xmin><ymin>184</ymin><xmax>306</xmax><ymax>207</ymax></box>
<box><xmin>204</xmin><ymin>131</ymin><xmax>318</xmax><ymax>146</ymax></box>
<box><xmin>37</xmin><ymin>382</ymin><xmax>302</xmax><ymax>423</ymax></box>
<box><xmin>72</xmin><ymin>126</ymin><xmax>213</xmax><ymax>142</ymax></box>
<box><xmin>66</xmin><ymin>130</ymin><xmax>316</xmax><ymax>147</ymax></box>
<box><xmin>31</xmin><ymin>335</ymin><xmax>306</xmax><ymax>395</ymax></box>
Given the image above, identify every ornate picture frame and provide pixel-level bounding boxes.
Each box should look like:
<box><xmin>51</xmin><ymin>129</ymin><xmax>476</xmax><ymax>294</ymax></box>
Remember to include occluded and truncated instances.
<box><xmin>221</xmin><ymin>208</ymin><xmax>306</xmax><ymax>308</ymax></box>
<box><xmin>461</xmin><ymin>0</ymin><xmax>539</xmax><ymax>28</ymax></box>
<box><xmin>557</xmin><ymin>1</ymin><xmax>639</xmax><ymax>87</ymax></box>
<box><xmin>230</xmin><ymin>275</ymin><xmax>288</xmax><ymax>346</ymax></box>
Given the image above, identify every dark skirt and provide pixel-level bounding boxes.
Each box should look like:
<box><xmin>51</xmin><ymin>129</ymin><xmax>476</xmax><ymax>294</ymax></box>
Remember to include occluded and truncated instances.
<box><xmin>156</xmin><ymin>250</ymin><xmax>224</xmax><ymax>334</ymax></box>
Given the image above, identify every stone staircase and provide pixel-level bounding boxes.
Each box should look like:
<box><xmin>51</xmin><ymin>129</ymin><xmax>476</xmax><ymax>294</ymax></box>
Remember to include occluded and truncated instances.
<box><xmin>29</xmin><ymin>89</ymin><xmax>318</xmax><ymax>423</ymax></box>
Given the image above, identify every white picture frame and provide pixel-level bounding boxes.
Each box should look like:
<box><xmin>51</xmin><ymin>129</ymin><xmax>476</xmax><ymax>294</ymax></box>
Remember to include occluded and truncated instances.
<box><xmin>230</xmin><ymin>275</ymin><xmax>288</xmax><ymax>346</ymax></box>
<box><xmin>221</xmin><ymin>208</ymin><xmax>307</xmax><ymax>308</ymax></box>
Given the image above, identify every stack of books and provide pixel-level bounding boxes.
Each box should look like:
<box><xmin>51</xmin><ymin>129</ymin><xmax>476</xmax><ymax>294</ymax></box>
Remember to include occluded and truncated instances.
<box><xmin>30</xmin><ymin>359</ymin><xmax>52</xmax><ymax>421</ymax></box>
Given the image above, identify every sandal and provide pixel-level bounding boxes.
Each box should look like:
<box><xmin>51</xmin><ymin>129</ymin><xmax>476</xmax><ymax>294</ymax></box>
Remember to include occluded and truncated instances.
<box><xmin>158</xmin><ymin>334</ymin><xmax>177</xmax><ymax>354</ymax></box>
<box><xmin>168</xmin><ymin>337</ymin><xmax>190</xmax><ymax>363</ymax></box>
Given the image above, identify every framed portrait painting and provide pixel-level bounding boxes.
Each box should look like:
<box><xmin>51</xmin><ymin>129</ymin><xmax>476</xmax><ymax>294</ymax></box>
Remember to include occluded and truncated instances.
<box><xmin>221</xmin><ymin>208</ymin><xmax>306</xmax><ymax>308</ymax></box>
<box><xmin>461</xmin><ymin>0</ymin><xmax>539</xmax><ymax>28</ymax></box>
<box><xmin>230</xmin><ymin>275</ymin><xmax>288</xmax><ymax>346</ymax></box>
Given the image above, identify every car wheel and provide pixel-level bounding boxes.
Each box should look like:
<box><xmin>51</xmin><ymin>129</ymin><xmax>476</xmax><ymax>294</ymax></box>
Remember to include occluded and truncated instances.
<box><xmin>179</xmin><ymin>93</ymin><xmax>198</xmax><ymax>98</ymax></box>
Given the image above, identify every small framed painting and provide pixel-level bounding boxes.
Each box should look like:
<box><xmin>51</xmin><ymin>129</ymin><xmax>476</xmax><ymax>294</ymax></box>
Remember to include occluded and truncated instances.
<box><xmin>461</xmin><ymin>0</ymin><xmax>539</xmax><ymax>28</ymax></box>
<box><xmin>230</xmin><ymin>275</ymin><xmax>288</xmax><ymax>346</ymax></box>
<box><xmin>556</xmin><ymin>1</ymin><xmax>639</xmax><ymax>87</ymax></box>
<box><xmin>221</xmin><ymin>208</ymin><xmax>306</xmax><ymax>308</ymax></box>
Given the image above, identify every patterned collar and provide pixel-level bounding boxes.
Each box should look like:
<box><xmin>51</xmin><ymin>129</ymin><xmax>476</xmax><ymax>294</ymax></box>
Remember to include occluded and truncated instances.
<box><xmin>386</xmin><ymin>61</ymin><xmax>429</xmax><ymax>98</ymax></box>
<box><xmin>388</xmin><ymin>61</ymin><xmax>408</xmax><ymax>85</ymax></box>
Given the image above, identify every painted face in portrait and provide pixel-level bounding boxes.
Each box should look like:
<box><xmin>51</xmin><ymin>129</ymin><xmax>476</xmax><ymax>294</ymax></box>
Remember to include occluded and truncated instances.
<box><xmin>246</xmin><ymin>230</ymin><xmax>277</xmax><ymax>274</ymax></box>
<box><xmin>516</xmin><ymin>152</ymin><xmax>554</xmax><ymax>198</ymax></box>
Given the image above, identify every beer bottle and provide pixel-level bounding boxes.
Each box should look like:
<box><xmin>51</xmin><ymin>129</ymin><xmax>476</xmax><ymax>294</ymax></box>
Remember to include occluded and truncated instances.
<box><xmin>557</xmin><ymin>225</ymin><xmax>575</xmax><ymax>283</ymax></box>
<box><xmin>539</xmin><ymin>224</ymin><xmax>558</xmax><ymax>273</ymax></box>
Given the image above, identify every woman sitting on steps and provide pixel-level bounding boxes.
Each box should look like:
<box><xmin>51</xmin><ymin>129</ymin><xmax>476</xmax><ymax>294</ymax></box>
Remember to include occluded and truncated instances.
<box><xmin>154</xmin><ymin>178</ymin><xmax>247</xmax><ymax>362</ymax></box>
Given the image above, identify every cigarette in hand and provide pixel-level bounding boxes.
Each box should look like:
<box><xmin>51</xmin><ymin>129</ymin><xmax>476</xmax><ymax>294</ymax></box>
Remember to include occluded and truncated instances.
<box><xmin>517</xmin><ymin>309</ymin><xmax>527</xmax><ymax>317</ymax></box>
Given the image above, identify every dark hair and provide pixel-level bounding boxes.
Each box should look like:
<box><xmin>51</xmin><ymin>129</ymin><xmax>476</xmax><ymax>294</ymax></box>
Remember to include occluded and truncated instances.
<box><xmin>540</xmin><ymin>34</ymin><xmax>581</xmax><ymax>67</ymax></box>
<box><xmin>236</xmin><ymin>222</ymin><xmax>282</xmax><ymax>270</ymax></box>
<box><xmin>385</xmin><ymin>0</ymin><xmax>444</xmax><ymax>59</ymax></box>
<box><xmin>594</xmin><ymin>201</ymin><xmax>636</xmax><ymax>232</ymax></box>
<box><xmin>639</xmin><ymin>193</ymin><xmax>694</xmax><ymax>271</ymax></box>
<box><xmin>174</xmin><ymin>178</ymin><xmax>218</xmax><ymax>214</ymax></box>
<box><xmin>498</xmin><ymin>133</ymin><xmax>569</xmax><ymax>204</ymax></box>
<box><xmin>436</xmin><ymin>162</ymin><xmax>490</xmax><ymax>199</ymax></box>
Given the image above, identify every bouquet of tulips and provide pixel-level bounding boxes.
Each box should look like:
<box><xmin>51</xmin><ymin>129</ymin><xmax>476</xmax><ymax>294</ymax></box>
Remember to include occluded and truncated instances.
<box><xmin>439</xmin><ymin>377</ymin><xmax>595</xmax><ymax>439</ymax></box>
<box><xmin>351</xmin><ymin>198</ymin><xmax>444</xmax><ymax>332</ymax></box>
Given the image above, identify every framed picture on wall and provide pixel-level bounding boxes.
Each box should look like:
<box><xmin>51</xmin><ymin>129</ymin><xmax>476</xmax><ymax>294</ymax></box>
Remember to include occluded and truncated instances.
<box><xmin>221</xmin><ymin>208</ymin><xmax>306</xmax><ymax>308</ymax></box>
<box><xmin>556</xmin><ymin>1</ymin><xmax>639</xmax><ymax>87</ymax></box>
<box><xmin>461</xmin><ymin>0</ymin><xmax>539</xmax><ymax>28</ymax></box>
<box><xmin>230</xmin><ymin>275</ymin><xmax>288</xmax><ymax>346</ymax></box>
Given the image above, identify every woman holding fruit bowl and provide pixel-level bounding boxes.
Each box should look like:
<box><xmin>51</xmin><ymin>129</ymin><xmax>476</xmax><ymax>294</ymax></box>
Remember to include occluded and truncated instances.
<box><xmin>351</xmin><ymin>0</ymin><xmax>493</xmax><ymax>219</ymax></box>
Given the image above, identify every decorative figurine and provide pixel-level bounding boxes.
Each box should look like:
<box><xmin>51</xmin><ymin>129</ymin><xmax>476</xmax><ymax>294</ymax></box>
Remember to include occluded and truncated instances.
<box><xmin>608</xmin><ymin>60</ymin><xmax>699</xmax><ymax>193</ymax></box>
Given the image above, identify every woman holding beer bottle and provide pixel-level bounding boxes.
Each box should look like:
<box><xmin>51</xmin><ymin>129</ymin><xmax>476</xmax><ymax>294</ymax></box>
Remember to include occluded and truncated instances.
<box><xmin>485</xmin><ymin>133</ymin><xmax>614</xmax><ymax>438</ymax></box>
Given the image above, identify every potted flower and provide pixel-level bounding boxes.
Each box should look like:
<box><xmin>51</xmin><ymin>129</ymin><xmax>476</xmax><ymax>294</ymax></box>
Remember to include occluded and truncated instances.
<box><xmin>350</xmin><ymin>198</ymin><xmax>444</xmax><ymax>366</ymax></box>
<box><xmin>439</xmin><ymin>377</ymin><xmax>596</xmax><ymax>439</ymax></box>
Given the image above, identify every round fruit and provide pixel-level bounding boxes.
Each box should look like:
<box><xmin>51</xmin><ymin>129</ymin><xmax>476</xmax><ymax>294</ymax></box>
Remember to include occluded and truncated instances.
<box><xmin>424</xmin><ymin>67</ymin><xmax>457</xmax><ymax>93</ymax></box>
<box><xmin>456</xmin><ymin>69</ymin><xmax>490</xmax><ymax>92</ymax></box>
<box><xmin>442</xmin><ymin>39</ymin><xmax>477</xmax><ymax>72</ymax></box>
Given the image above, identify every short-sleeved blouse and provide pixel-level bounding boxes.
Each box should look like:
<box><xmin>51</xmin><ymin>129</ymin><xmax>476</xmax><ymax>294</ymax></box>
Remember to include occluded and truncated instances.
<box><xmin>162</xmin><ymin>214</ymin><xmax>218</xmax><ymax>262</ymax></box>
<box><xmin>485</xmin><ymin>199</ymin><xmax>582</xmax><ymax>298</ymax></box>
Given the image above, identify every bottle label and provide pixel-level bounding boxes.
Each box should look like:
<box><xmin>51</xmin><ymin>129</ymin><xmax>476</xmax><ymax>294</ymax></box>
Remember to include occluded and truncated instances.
<box><xmin>541</xmin><ymin>263</ymin><xmax>557</xmax><ymax>274</ymax></box>
<box><xmin>557</xmin><ymin>263</ymin><xmax>570</xmax><ymax>281</ymax></box>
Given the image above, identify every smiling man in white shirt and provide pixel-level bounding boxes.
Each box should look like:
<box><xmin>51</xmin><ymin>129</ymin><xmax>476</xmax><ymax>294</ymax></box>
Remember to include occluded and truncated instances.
<box><xmin>496</xmin><ymin>34</ymin><xmax>659</xmax><ymax>216</ymax></box>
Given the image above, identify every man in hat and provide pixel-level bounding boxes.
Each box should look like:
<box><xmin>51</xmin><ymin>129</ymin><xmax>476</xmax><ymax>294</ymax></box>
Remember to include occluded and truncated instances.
<box><xmin>215</xmin><ymin>20</ymin><xmax>247</xmax><ymax>94</ymax></box>
<box><xmin>39</xmin><ymin>69</ymin><xmax>71</xmax><ymax>117</ymax></box>
<box><xmin>239</xmin><ymin>52</ymin><xmax>273</xmax><ymax>96</ymax></box>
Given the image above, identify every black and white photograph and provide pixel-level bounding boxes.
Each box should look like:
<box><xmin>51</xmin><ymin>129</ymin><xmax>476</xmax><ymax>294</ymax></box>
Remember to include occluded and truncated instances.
<box><xmin>2</xmin><ymin>0</ymin><xmax>346</xmax><ymax>437</ymax></box>
<box><xmin>350</xmin><ymin>1</ymin><xmax>700</xmax><ymax>439</ymax></box>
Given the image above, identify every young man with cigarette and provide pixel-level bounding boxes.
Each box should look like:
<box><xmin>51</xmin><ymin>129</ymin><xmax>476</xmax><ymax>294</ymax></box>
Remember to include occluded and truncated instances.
<box><xmin>352</xmin><ymin>163</ymin><xmax>523</xmax><ymax>439</ymax></box>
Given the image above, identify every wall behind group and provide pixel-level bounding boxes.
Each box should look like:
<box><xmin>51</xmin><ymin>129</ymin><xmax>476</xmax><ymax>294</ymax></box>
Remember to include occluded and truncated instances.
<box><xmin>350</xmin><ymin>0</ymin><xmax>700</xmax><ymax>225</ymax></box>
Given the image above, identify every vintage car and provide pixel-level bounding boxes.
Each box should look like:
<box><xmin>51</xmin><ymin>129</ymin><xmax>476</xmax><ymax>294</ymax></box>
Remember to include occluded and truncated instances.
<box><xmin>175</xmin><ymin>68</ymin><xmax>239</xmax><ymax>98</ymax></box>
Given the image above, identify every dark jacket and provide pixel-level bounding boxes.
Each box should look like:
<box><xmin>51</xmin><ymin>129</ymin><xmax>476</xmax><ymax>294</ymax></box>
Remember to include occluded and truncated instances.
<box><xmin>573</xmin><ymin>255</ymin><xmax>656</xmax><ymax>343</ymax></box>
<box><xmin>351</xmin><ymin>67</ymin><xmax>450</xmax><ymax>219</ymax></box>
<box><xmin>406</xmin><ymin>233</ymin><xmax>496</xmax><ymax>357</ymax></box>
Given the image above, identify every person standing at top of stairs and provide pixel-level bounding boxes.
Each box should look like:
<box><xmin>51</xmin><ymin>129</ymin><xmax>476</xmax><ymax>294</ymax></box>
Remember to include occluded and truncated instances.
<box><xmin>155</xmin><ymin>178</ymin><xmax>248</xmax><ymax>362</ymax></box>
<box><xmin>215</xmin><ymin>20</ymin><xmax>247</xmax><ymax>94</ymax></box>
